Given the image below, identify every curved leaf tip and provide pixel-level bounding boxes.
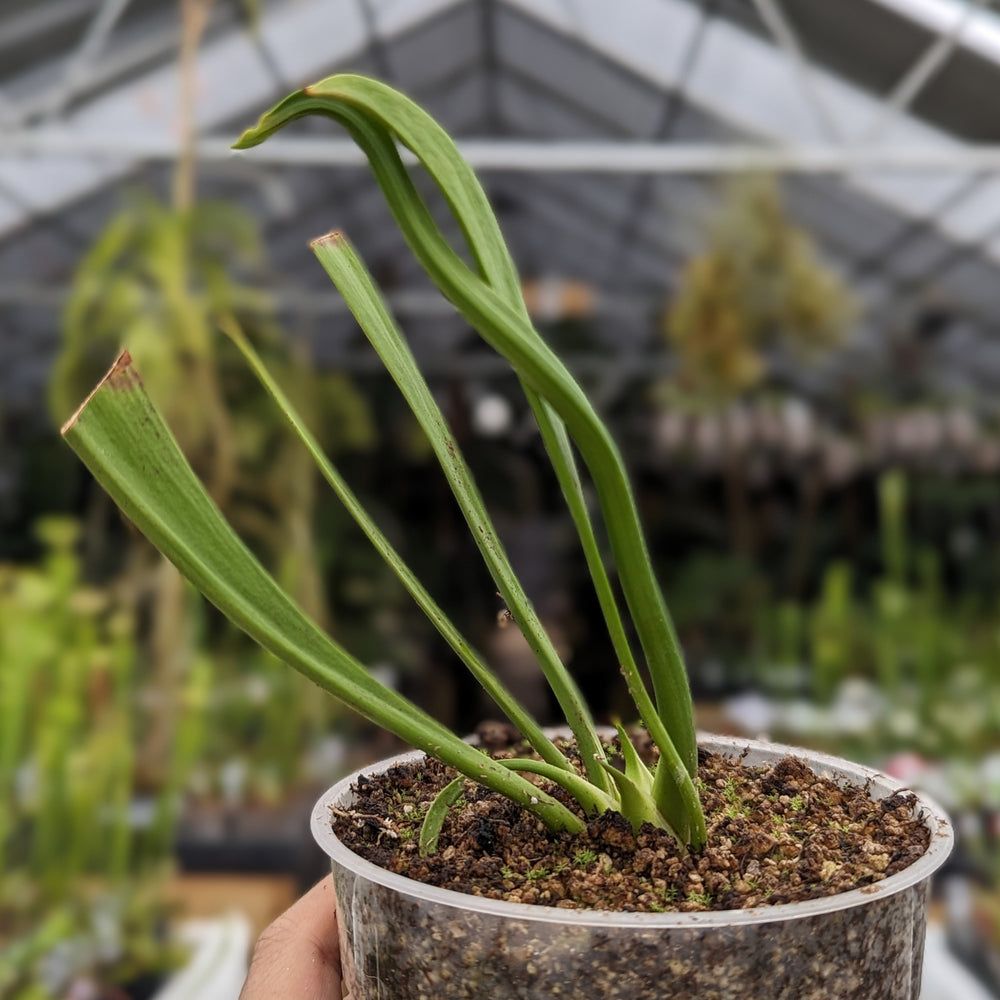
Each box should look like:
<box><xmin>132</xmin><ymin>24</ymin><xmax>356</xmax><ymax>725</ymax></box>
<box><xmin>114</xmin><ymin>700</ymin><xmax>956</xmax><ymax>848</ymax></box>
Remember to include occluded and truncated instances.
<box><xmin>231</xmin><ymin>89</ymin><xmax>315</xmax><ymax>149</ymax></box>
<box><xmin>232</xmin><ymin>121</ymin><xmax>273</xmax><ymax>149</ymax></box>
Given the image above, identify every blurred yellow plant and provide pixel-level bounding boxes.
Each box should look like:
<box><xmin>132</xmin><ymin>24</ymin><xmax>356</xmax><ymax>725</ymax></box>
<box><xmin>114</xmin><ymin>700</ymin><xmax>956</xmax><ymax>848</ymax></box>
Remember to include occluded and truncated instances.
<box><xmin>666</xmin><ymin>176</ymin><xmax>854</xmax><ymax>402</ymax></box>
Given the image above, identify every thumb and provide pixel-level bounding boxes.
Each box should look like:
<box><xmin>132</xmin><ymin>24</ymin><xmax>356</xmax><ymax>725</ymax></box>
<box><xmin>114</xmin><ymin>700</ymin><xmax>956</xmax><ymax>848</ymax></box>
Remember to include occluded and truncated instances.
<box><xmin>239</xmin><ymin>874</ymin><xmax>342</xmax><ymax>1000</ymax></box>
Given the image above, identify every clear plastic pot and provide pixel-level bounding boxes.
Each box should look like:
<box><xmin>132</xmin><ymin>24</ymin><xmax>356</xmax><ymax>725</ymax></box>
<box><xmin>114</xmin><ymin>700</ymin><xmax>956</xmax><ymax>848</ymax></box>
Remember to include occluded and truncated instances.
<box><xmin>310</xmin><ymin>735</ymin><xmax>953</xmax><ymax>1000</ymax></box>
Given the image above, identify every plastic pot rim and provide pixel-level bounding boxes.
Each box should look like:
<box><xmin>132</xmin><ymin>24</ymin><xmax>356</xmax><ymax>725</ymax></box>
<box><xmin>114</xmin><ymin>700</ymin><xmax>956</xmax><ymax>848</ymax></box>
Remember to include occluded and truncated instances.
<box><xmin>311</xmin><ymin>732</ymin><xmax>953</xmax><ymax>929</ymax></box>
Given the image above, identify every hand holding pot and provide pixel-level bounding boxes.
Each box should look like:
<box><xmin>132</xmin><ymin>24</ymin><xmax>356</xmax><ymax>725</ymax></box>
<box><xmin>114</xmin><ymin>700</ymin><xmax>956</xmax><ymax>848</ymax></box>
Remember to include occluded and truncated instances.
<box><xmin>239</xmin><ymin>875</ymin><xmax>342</xmax><ymax>1000</ymax></box>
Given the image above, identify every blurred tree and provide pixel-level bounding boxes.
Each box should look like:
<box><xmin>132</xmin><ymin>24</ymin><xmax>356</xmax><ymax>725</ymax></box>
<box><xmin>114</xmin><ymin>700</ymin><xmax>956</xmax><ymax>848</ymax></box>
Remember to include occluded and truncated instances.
<box><xmin>662</xmin><ymin>175</ymin><xmax>855</xmax><ymax>558</ymax></box>
<box><xmin>666</xmin><ymin>175</ymin><xmax>854</xmax><ymax>401</ymax></box>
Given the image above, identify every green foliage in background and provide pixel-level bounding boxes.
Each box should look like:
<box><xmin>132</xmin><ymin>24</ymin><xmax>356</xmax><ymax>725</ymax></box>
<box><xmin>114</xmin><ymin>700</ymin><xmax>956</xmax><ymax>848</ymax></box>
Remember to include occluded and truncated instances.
<box><xmin>191</xmin><ymin>643</ymin><xmax>345</xmax><ymax>805</ymax></box>
<box><xmin>49</xmin><ymin>191</ymin><xmax>373</xmax><ymax>590</ymax></box>
<box><xmin>759</xmin><ymin>470</ymin><xmax>1000</xmax><ymax>763</ymax></box>
<box><xmin>47</xmin><ymin>191</ymin><xmax>377</xmax><ymax>795</ymax></box>
<box><xmin>0</xmin><ymin>519</ymin><xmax>185</xmax><ymax>1000</ymax></box>
<box><xmin>665</xmin><ymin>551</ymin><xmax>771</xmax><ymax>677</ymax></box>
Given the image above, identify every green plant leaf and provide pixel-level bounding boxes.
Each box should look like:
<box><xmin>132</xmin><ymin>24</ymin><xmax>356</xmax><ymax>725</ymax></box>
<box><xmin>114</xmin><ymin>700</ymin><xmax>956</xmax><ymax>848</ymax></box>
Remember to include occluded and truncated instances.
<box><xmin>419</xmin><ymin>777</ymin><xmax>465</xmax><ymax>856</ymax></box>
<box><xmin>235</xmin><ymin>74</ymin><xmax>701</xmax><ymax>803</ymax></box>
<box><xmin>598</xmin><ymin>760</ymin><xmax>674</xmax><ymax>837</ymax></box>
<box><xmin>301</xmin><ymin>81</ymin><xmax>651</xmax><ymax>805</ymax></box>
<box><xmin>62</xmin><ymin>71</ymin><xmax>710</xmax><ymax>846</ymax></box>
<box><xmin>308</xmin><ymin>237</ymin><xmax>608</xmax><ymax>786</ymax></box>
<box><xmin>60</xmin><ymin>352</ymin><xmax>584</xmax><ymax>834</ymax></box>
<box><xmin>497</xmin><ymin>757</ymin><xmax>618</xmax><ymax>817</ymax></box>
<box><xmin>219</xmin><ymin>316</ymin><xmax>573</xmax><ymax>777</ymax></box>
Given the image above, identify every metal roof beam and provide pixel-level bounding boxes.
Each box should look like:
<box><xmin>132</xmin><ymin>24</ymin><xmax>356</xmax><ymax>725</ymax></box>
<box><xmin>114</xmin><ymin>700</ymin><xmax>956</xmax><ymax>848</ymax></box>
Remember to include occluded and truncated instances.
<box><xmin>750</xmin><ymin>0</ymin><xmax>844</xmax><ymax>141</ymax></box>
<box><xmin>39</xmin><ymin>0</ymin><xmax>135</xmax><ymax>121</ymax></box>
<box><xmin>0</xmin><ymin>0</ymin><xmax>465</xmax><ymax>236</ymax></box>
<box><xmin>0</xmin><ymin>282</ymin><xmax>655</xmax><ymax>319</ymax></box>
<box><xmin>607</xmin><ymin>0</ymin><xmax>717</xmax><ymax>280</ymax></box>
<box><xmin>4</xmin><ymin>20</ymin><xmax>183</xmax><ymax>128</ymax></box>
<box><xmin>0</xmin><ymin>0</ymin><xmax>95</xmax><ymax>52</ymax></box>
<box><xmin>871</xmin><ymin>0</ymin><xmax>1000</xmax><ymax>65</ymax></box>
<box><xmin>862</xmin><ymin>0</ymin><xmax>987</xmax><ymax>142</ymax></box>
<box><xmin>42</xmin><ymin>0</ymin><xmax>136</xmax><ymax>119</ymax></box>
<box><xmin>8</xmin><ymin>130</ymin><xmax>1000</xmax><ymax>173</ymax></box>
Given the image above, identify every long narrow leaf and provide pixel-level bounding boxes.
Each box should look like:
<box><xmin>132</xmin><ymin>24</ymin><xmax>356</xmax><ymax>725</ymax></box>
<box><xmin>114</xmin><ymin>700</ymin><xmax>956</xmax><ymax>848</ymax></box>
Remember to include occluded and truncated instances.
<box><xmin>60</xmin><ymin>352</ymin><xmax>584</xmax><ymax>834</ymax></box>
<box><xmin>234</xmin><ymin>77</ymin><xmax>701</xmax><ymax>795</ymax></box>
<box><xmin>336</xmin><ymin>114</ymin><xmax>703</xmax><ymax>842</ymax></box>
<box><xmin>233</xmin><ymin>88</ymin><xmax>632</xmax><ymax>765</ymax></box>
<box><xmin>234</xmin><ymin>85</ymin><xmax>640</xmax><ymax>738</ymax></box>
<box><xmin>304</xmin><ymin>83</ymin><xmax>651</xmax><ymax>795</ymax></box>
<box><xmin>314</xmin><ymin>223</ymin><xmax>712</xmax><ymax>838</ymax></box>
<box><xmin>218</xmin><ymin>315</ymin><xmax>573</xmax><ymax>776</ymax></box>
<box><xmin>310</xmin><ymin>235</ymin><xmax>610</xmax><ymax>790</ymax></box>
<box><xmin>335</xmin><ymin>101</ymin><xmax>675</xmax><ymax>818</ymax></box>
<box><xmin>419</xmin><ymin>777</ymin><xmax>465</xmax><ymax>856</ymax></box>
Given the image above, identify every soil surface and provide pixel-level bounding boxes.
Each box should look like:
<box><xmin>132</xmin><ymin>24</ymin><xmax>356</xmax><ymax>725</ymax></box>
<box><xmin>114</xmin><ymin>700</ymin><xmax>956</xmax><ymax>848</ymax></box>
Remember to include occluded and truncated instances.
<box><xmin>330</xmin><ymin>729</ymin><xmax>930</xmax><ymax>913</ymax></box>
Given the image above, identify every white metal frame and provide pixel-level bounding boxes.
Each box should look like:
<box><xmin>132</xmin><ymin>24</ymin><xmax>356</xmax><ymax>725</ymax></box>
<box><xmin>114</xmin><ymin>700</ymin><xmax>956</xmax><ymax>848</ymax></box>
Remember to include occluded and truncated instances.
<box><xmin>6</xmin><ymin>130</ymin><xmax>1000</xmax><ymax>173</ymax></box>
<box><xmin>0</xmin><ymin>0</ymin><xmax>993</xmax><ymax>165</ymax></box>
<box><xmin>0</xmin><ymin>0</ymin><xmax>997</xmax><ymax>248</ymax></box>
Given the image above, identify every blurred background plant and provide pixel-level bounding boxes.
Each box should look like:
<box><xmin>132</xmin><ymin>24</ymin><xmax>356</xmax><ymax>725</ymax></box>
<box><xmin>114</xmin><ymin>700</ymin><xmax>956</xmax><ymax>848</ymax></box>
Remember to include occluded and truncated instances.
<box><xmin>0</xmin><ymin>5</ymin><xmax>390</xmax><ymax>990</ymax></box>
<box><xmin>41</xmin><ymin>0</ymin><xmax>382</xmax><ymax>807</ymax></box>
<box><xmin>46</xmin><ymin>187</ymin><xmax>360</xmax><ymax>798</ymax></box>
<box><xmin>656</xmin><ymin>175</ymin><xmax>855</xmax><ymax>585</ymax></box>
<box><xmin>665</xmin><ymin>174</ymin><xmax>855</xmax><ymax>404</ymax></box>
<box><xmin>0</xmin><ymin>517</ymin><xmax>187</xmax><ymax>999</ymax></box>
<box><xmin>742</xmin><ymin>468</ymin><xmax>1000</xmax><ymax>769</ymax></box>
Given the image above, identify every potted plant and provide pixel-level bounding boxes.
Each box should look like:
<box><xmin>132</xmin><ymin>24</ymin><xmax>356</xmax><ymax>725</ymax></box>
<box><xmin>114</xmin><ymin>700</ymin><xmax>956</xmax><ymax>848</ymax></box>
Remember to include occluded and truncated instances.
<box><xmin>61</xmin><ymin>75</ymin><xmax>952</xmax><ymax>999</ymax></box>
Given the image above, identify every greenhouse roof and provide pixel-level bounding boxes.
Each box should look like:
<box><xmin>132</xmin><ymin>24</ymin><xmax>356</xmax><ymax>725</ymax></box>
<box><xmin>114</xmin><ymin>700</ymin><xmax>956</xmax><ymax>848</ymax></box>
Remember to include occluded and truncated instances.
<box><xmin>3</xmin><ymin>0</ymin><xmax>1000</xmax><ymax>419</ymax></box>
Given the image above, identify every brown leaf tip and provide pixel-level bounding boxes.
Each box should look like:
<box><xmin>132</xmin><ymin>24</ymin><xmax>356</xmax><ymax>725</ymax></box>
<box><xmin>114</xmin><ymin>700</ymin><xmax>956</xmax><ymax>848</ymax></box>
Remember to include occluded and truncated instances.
<box><xmin>310</xmin><ymin>229</ymin><xmax>344</xmax><ymax>249</ymax></box>
<box><xmin>61</xmin><ymin>349</ymin><xmax>140</xmax><ymax>436</ymax></box>
<box><xmin>102</xmin><ymin>349</ymin><xmax>143</xmax><ymax>393</ymax></box>
<box><xmin>110</xmin><ymin>349</ymin><xmax>133</xmax><ymax>375</ymax></box>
